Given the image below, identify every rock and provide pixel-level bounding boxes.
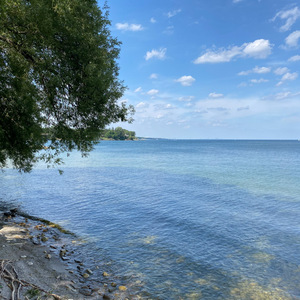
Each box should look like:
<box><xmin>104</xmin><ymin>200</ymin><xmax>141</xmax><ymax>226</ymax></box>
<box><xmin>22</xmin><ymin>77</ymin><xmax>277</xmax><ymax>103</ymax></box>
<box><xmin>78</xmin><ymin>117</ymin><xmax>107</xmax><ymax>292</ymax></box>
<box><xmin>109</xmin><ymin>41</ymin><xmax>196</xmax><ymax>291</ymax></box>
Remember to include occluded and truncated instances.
<box><xmin>111</xmin><ymin>282</ymin><xmax>117</xmax><ymax>287</ymax></box>
<box><xmin>45</xmin><ymin>254</ymin><xmax>51</xmax><ymax>259</ymax></box>
<box><xmin>103</xmin><ymin>294</ymin><xmax>111</xmax><ymax>300</ymax></box>
<box><xmin>74</xmin><ymin>259</ymin><xmax>82</xmax><ymax>263</ymax></box>
<box><xmin>86</xmin><ymin>268</ymin><xmax>93</xmax><ymax>275</ymax></box>
<box><xmin>119</xmin><ymin>286</ymin><xmax>127</xmax><ymax>291</ymax></box>
<box><xmin>102</xmin><ymin>272</ymin><xmax>109</xmax><ymax>277</ymax></box>
<box><xmin>82</xmin><ymin>273</ymin><xmax>90</xmax><ymax>278</ymax></box>
<box><xmin>79</xmin><ymin>286</ymin><xmax>93</xmax><ymax>296</ymax></box>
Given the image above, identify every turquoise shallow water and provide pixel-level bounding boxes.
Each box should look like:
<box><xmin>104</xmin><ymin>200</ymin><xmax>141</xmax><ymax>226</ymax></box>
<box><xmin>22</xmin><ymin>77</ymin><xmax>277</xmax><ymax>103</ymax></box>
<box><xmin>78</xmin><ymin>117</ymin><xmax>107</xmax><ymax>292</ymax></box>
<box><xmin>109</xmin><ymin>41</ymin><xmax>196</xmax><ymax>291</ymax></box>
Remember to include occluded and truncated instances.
<box><xmin>1</xmin><ymin>140</ymin><xmax>300</xmax><ymax>299</ymax></box>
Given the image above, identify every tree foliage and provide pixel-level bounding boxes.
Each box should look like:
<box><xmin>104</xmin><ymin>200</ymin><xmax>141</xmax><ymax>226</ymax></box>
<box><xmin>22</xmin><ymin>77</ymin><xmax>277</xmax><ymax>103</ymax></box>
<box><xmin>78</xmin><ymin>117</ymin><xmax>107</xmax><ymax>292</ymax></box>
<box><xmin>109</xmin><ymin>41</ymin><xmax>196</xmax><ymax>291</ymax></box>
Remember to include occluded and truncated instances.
<box><xmin>0</xmin><ymin>0</ymin><xmax>133</xmax><ymax>172</ymax></box>
<box><xmin>103</xmin><ymin>127</ymin><xmax>136</xmax><ymax>140</ymax></box>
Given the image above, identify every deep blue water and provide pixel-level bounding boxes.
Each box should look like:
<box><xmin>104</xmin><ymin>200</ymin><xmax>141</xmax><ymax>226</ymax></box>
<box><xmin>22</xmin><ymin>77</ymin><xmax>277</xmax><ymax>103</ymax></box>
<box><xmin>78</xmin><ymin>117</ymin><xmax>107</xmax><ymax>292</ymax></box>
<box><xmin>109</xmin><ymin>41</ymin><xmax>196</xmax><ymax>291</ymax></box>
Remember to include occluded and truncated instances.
<box><xmin>1</xmin><ymin>140</ymin><xmax>300</xmax><ymax>299</ymax></box>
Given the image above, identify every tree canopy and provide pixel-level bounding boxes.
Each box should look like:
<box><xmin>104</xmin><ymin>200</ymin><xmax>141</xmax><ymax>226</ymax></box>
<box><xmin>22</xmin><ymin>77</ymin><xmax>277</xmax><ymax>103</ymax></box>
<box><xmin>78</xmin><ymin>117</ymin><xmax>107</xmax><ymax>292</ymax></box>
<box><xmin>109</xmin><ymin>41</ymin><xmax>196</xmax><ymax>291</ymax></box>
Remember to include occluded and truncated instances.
<box><xmin>0</xmin><ymin>0</ymin><xmax>133</xmax><ymax>172</ymax></box>
<box><xmin>102</xmin><ymin>127</ymin><xmax>136</xmax><ymax>140</ymax></box>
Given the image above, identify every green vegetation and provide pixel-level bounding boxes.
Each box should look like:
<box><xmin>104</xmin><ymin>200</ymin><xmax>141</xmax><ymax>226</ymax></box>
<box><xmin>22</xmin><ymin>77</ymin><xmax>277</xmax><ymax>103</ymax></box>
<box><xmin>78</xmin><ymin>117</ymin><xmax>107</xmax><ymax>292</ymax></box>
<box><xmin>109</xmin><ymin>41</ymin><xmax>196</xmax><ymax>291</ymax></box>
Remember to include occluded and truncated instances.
<box><xmin>0</xmin><ymin>0</ymin><xmax>133</xmax><ymax>172</ymax></box>
<box><xmin>102</xmin><ymin>127</ymin><xmax>136</xmax><ymax>140</ymax></box>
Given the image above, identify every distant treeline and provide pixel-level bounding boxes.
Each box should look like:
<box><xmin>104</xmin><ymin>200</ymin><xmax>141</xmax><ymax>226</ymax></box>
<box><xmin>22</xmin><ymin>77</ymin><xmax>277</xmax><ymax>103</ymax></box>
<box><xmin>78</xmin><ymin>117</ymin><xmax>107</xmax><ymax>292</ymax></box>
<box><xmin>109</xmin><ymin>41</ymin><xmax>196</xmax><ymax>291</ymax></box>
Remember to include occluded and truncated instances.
<box><xmin>101</xmin><ymin>127</ymin><xmax>136</xmax><ymax>140</ymax></box>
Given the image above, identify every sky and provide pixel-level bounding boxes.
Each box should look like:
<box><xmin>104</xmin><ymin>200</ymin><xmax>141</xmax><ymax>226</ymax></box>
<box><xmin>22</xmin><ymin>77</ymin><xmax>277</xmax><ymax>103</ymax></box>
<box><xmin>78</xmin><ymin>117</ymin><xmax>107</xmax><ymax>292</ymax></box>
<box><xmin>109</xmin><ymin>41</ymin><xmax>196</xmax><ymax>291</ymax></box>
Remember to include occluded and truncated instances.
<box><xmin>103</xmin><ymin>0</ymin><xmax>300</xmax><ymax>139</ymax></box>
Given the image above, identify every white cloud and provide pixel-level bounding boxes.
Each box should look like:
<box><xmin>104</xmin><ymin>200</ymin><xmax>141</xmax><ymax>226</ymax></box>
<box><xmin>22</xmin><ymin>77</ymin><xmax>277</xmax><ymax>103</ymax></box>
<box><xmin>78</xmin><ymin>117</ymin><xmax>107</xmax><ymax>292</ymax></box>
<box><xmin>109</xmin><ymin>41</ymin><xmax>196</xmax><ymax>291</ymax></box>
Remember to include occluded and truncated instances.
<box><xmin>288</xmin><ymin>55</ymin><xmax>300</xmax><ymax>61</ymax></box>
<box><xmin>147</xmin><ymin>89</ymin><xmax>159</xmax><ymax>96</ymax></box>
<box><xmin>194</xmin><ymin>39</ymin><xmax>272</xmax><ymax>64</ymax></box>
<box><xmin>253</xmin><ymin>66</ymin><xmax>271</xmax><ymax>74</ymax></box>
<box><xmin>136</xmin><ymin>102</ymin><xmax>148</xmax><ymax>108</ymax></box>
<box><xmin>150</xmin><ymin>18</ymin><xmax>156</xmax><ymax>23</ymax></box>
<box><xmin>150</xmin><ymin>73</ymin><xmax>158</xmax><ymax>79</ymax></box>
<box><xmin>233</xmin><ymin>0</ymin><xmax>243</xmax><ymax>3</ymax></box>
<box><xmin>243</xmin><ymin>39</ymin><xmax>272</xmax><ymax>58</ymax></box>
<box><xmin>134</xmin><ymin>87</ymin><xmax>142</xmax><ymax>93</ymax></box>
<box><xmin>238</xmin><ymin>66</ymin><xmax>271</xmax><ymax>75</ymax></box>
<box><xmin>178</xmin><ymin>96</ymin><xmax>194</xmax><ymax>102</ymax></box>
<box><xmin>282</xmin><ymin>72</ymin><xmax>298</xmax><ymax>81</ymax></box>
<box><xmin>116</xmin><ymin>23</ymin><xmax>144</xmax><ymax>31</ymax></box>
<box><xmin>194</xmin><ymin>46</ymin><xmax>241</xmax><ymax>63</ymax></box>
<box><xmin>145</xmin><ymin>48</ymin><xmax>167</xmax><ymax>61</ymax></box>
<box><xmin>274</xmin><ymin>67</ymin><xmax>289</xmax><ymax>75</ymax></box>
<box><xmin>263</xmin><ymin>91</ymin><xmax>300</xmax><ymax>100</ymax></box>
<box><xmin>272</xmin><ymin>6</ymin><xmax>300</xmax><ymax>32</ymax></box>
<box><xmin>175</xmin><ymin>75</ymin><xmax>196</xmax><ymax>86</ymax></box>
<box><xmin>209</xmin><ymin>92</ymin><xmax>224</xmax><ymax>98</ymax></box>
<box><xmin>167</xmin><ymin>9</ymin><xmax>182</xmax><ymax>18</ymax></box>
<box><xmin>277</xmin><ymin>71</ymin><xmax>298</xmax><ymax>86</ymax></box>
<box><xmin>250</xmin><ymin>78</ymin><xmax>269</xmax><ymax>83</ymax></box>
<box><xmin>285</xmin><ymin>30</ymin><xmax>300</xmax><ymax>47</ymax></box>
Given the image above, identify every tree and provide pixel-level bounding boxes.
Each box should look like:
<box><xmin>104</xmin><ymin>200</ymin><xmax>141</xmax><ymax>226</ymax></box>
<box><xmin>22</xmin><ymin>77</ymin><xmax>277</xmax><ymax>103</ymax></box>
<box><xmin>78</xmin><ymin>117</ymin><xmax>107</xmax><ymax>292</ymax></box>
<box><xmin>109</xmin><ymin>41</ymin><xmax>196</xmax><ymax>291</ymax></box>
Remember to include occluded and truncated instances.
<box><xmin>0</xmin><ymin>0</ymin><xmax>133</xmax><ymax>172</ymax></box>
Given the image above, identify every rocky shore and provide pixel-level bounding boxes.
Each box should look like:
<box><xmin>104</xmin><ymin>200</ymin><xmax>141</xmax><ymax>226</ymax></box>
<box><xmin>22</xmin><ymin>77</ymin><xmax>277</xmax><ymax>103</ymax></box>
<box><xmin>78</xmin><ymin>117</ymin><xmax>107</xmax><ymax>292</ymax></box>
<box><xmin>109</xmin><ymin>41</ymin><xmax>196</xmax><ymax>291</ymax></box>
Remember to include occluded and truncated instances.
<box><xmin>0</xmin><ymin>209</ymin><xmax>136</xmax><ymax>300</ymax></box>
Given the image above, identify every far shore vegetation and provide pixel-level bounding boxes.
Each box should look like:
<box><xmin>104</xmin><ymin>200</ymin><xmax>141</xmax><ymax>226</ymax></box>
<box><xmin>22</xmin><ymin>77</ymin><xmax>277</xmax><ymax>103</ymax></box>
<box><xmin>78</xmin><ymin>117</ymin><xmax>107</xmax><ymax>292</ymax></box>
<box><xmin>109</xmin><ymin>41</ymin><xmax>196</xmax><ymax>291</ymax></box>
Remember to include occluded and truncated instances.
<box><xmin>100</xmin><ymin>127</ymin><xmax>137</xmax><ymax>141</ymax></box>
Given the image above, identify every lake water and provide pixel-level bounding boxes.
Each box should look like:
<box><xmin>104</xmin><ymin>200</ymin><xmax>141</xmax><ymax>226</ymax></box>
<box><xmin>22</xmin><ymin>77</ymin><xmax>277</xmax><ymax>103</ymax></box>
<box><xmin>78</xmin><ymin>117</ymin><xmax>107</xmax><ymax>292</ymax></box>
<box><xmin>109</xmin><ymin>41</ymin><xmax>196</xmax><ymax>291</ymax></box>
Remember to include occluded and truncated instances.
<box><xmin>1</xmin><ymin>140</ymin><xmax>300</xmax><ymax>299</ymax></box>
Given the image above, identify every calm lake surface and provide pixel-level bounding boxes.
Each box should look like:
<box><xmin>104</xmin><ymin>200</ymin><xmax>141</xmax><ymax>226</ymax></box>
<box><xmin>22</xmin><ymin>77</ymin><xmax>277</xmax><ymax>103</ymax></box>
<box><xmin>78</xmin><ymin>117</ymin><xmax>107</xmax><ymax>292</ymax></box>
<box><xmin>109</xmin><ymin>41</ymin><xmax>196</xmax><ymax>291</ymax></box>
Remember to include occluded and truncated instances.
<box><xmin>1</xmin><ymin>140</ymin><xmax>300</xmax><ymax>299</ymax></box>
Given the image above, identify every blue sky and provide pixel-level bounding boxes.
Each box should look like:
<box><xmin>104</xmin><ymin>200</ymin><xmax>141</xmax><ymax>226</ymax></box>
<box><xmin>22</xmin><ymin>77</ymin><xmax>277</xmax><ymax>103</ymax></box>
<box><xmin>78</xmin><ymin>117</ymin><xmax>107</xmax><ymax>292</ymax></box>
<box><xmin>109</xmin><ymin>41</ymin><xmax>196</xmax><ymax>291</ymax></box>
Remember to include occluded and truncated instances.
<box><xmin>104</xmin><ymin>0</ymin><xmax>300</xmax><ymax>139</ymax></box>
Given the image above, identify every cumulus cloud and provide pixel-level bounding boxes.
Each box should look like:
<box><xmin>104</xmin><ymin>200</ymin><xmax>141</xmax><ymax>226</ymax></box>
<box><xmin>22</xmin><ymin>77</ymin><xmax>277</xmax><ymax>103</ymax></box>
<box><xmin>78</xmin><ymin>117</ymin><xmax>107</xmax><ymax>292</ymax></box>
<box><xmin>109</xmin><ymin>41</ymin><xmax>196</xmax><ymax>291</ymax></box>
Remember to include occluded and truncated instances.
<box><xmin>272</xmin><ymin>6</ymin><xmax>300</xmax><ymax>32</ymax></box>
<box><xmin>175</xmin><ymin>75</ymin><xmax>196</xmax><ymax>86</ymax></box>
<box><xmin>243</xmin><ymin>39</ymin><xmax>272</xmax><ymax>58</ymax></box>
<box><xmin>194</xmin><ymin>39</ymin><xmax>272</xmax><ymax>64</ymax></box>
<box><xmin>167</xmin><ymin>9</ymin><xmax>182</xmax><ymax>18</ymax></box>
<box><xmin>116</xmin><ymin>23</ymin><xmax>144</xmax><ymax>31</ymax></box>
<box><xmin>147</xmin><ymin>89</ymin><xmax>159</xmax><ymax>96</ymax></box>
<box><xmin>238</xmin><ymin>66</ymin><xmax>271</xmax><ymax>75</ymax></box>
<box><xmin>145</xmin><ymin>48</ymin><xmax>167</xmax><ymax>61</ymax></box>
<box><xmin>285</xmin><ymin>30</ymin><xmax>300</xmax><ymax>47</ymax></box>
<box><xmin>209</xmin><ymin>92</ymin><xmax>224</xmax><ymax>98</ymax></box>
<box><xmin>274</xmin><ymin>67</ymin><xmax>289</xmax><ymax>75</ymax></box>
<box><xmin>288</xmin><ymin>55</ymin><xmax>300</xmax><ymax>61</ymax></box>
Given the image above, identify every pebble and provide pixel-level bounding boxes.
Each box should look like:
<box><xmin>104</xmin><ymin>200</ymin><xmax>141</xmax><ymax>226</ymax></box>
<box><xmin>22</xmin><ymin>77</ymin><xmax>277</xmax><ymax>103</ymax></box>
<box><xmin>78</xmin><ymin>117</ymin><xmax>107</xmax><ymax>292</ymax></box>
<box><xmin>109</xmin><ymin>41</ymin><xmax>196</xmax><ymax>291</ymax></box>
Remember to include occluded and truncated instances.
<box><xmin>86</xmin><ymin>268</ymin><xmax>93</xmax><ymax>275</ymax></box>
<box><xmin>103</xmin><ymin>272</ymin><xmax>109</xmax><ymax>277</ymax></box>
<box><xmin>82</xmin><ymin>273</ymin><xmax>90</xmax><ymax>278</ymax></box>
<box><xmin>103</xmin><ymin>294</ymin><xmax>111</xmax><ymax>300</ymax></box>
<box><xmin>119</xmin><ymin>286</ymin><xmax>127</xmax><ymax>291</ymax></box>
<box><xmin>79</xmin><ymin>286</ymin><xmax>93</xmax><ymax>296</ymax></box>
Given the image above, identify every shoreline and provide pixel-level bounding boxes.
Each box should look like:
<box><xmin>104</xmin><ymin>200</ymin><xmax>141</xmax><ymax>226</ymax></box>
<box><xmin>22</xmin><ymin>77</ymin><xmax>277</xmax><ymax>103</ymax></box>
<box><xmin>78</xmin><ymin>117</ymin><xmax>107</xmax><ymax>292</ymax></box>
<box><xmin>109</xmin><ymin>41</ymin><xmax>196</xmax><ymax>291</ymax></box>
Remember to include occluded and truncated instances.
<box><xmin>0</xmin><ymin>209</ymin><xmax>134</xmax><ymax>300</ymax></box>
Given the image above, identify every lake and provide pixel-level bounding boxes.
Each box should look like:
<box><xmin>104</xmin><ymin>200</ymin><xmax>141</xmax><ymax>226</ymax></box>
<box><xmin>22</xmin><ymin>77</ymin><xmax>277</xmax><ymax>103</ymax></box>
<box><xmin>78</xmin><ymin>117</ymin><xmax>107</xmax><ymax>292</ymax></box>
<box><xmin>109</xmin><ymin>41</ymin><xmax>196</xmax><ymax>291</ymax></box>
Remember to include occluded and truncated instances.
<box><xmin>1</xmin><ymin>140</ymin><xmax>300</xmax><ymax>299</ymax></box>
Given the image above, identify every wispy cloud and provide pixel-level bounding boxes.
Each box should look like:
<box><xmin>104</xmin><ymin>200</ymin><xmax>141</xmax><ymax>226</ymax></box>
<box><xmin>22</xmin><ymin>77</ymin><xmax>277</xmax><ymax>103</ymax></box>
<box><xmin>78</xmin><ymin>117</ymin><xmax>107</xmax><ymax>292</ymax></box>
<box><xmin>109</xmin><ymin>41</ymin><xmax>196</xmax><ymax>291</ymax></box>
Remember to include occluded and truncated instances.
<box><xmin>276</xmin><ymin>72</ymin><xmax>298</xmax><ymax>86</ymax></box>
<box><xmin>145</xmin><ymin>48</ymin><xmax>167</xmax><ymax>61</ymax></box>
<box><xmin>250</xmin><ymin>78</ymin><xmax>269</xmax><ymax>83</ymax></box>
<box><xmin>134</xmin><ymin>87</ymin><xmax>142</xmax><ymax>93</ymax></box>
<box><xmin>116</xmin><ymin>23</ymin><xmax>144</xmax><ymax>31</ymax></box>
<box><xmin>272</xmin><ymin>6</ymin><xmax>300</xmax><ymax>32</ymax></box>
<box><xmin>288</xmin><ymin>55</ymin><xmax>300</xmax><ymax>61</ymax></box>
<box><xmin>238</xmin><ymin>66</ymin><xmax>271</xmax><ymax>75</ymax></box>
<box><xmin>147</xmin><ymin>89</ymin><xmax>159</xmax><ymax>96</ymax></box>
<box><xmin>274</xmin><ymin>67</ymin><xmax>289</xmax><ymax>75</ymax></box>
<box><xmin>209</xmin><ymin>93</ymin><xmax>224</xmax><ymax>98</ymax></box>
<box><xmin>285</xmin><ymin>30</ymin><xmax>300</xmax><ymax>47</ymax></box>
<box><xmin>150</xmin><ymin>18</ymin><xmax>156</xmax><ymax>23</ymax></box>
<box><xmin>194</xmin><ymin>39</ymin><xmax>272</xmax><ymax>64</ymax></box>
<box><xmin>233</xmin><ymin>0</ymin><xmax>243</xmax><ymax>3</ymax></box>
<box><xmin>150</xmin><ymin>73</ymin><xmax>158</xmax><ymax>79</ymax></box>
<box><xmin>167</xmin><ymin>9</ymin><xmax>182</xmax><ymax>18</ymax></box>
<box><xmin>175</xmin><ymin>76</ymin><xmax>196</xmax><ymax>86</ymax></box>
